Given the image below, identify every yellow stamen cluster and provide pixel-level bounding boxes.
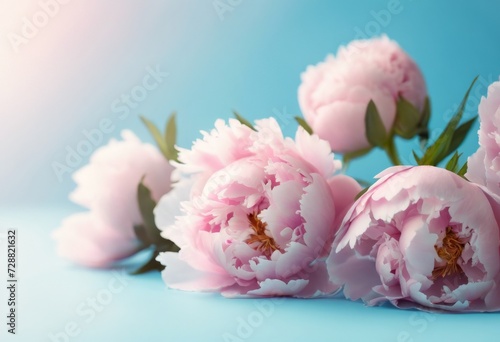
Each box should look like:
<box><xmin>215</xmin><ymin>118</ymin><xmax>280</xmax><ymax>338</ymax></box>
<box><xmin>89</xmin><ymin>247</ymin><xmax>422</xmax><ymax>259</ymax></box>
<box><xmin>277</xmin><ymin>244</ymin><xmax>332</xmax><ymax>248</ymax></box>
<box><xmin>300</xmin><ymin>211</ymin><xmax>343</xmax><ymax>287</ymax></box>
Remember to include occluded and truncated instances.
<box><xmin>432</xmin><ymin>227</ymin><xmax>465</xmax><ymax>279</ymax></box>
<box><xmin>245</xmin><ymin>213</ymin><xmax>279</xmax><ymax>257</ymax></box>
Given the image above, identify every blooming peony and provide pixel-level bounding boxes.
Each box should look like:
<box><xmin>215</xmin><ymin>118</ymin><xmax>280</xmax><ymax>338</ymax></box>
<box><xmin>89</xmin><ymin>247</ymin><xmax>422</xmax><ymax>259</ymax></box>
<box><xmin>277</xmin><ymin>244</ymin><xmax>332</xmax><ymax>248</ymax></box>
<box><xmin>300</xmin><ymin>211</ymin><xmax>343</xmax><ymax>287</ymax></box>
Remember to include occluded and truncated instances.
<box><xmin>467</xmin><ymin>78</ymin><xmax>500</xmax><ymax>196</ymax></box>
<box><xmin>328</xmin><ymin>165</ymin><xmax>500</xmax><ymax>312</ymax></box>
<box><xmin>155</xmin><ymin>118</ymin><xmax>361</xmax><ymax>297</ymax></box>
<box><xmin>54</xmin><ymin>130</ymin><xmax>174</xmax><ymax>267</ymax></box>
<box><xmin>298</xmin><ymin>35</ymin><xmax>427</xmax><ymax>153</ymax></box>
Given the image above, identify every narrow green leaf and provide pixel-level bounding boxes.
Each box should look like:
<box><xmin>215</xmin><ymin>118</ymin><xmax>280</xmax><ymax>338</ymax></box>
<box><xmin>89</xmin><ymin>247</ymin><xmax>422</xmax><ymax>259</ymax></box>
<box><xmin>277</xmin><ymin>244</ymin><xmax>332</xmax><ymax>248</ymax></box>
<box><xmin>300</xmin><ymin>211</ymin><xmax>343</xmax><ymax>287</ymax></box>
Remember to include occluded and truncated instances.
<box><xmin>133</xmin><ymin>225</ymin><xmax>149</xmax><ymax>246</ymax></box>
<box><xmin>140</xmin><ymin>116</ymin><xmax>169</xmax><ymax>158</ymax></box>
<box><xmin>353</xmin><ymin>178</ymin><xmax>372</xmax><ymax>188</ymax></box>
<box><xmin>418</xmin><ymin>130</ymin><xmax>429</xmax><ymax>150</ymax></box>
<box><xmin>157</xmin><ymin>240</ymin><xmax>180</xmax><ymax>253</ymax></box>
<box><xmin>130</xmin><ymin>251</ymin><xmax>163</xmax><ymax>275</ymax></box>
<box><xmin>420</xmin><ymin>76</ymin><xmax>478</xmax><ymax>165</ymax></box>
<box><xmin>137</xmin><ymin>180</ymin><xmax>165</xmax><ymax>246</ymax></box>
<box><xmin>385</xmin><ymin>138</ymin><xmax>402</xmax><ymax>165</ymax></box>
<box><xmin>294</xmin><ymin>116</ymin><xmax>313</xmax><ymax>135</ymax></box>
<box><xmin>433</xmin><ymin>78</ymin><xmax>478</xmax><ymax>165</ymax></box>
<box><xmin>394</xmin><ymin>97</ymin><xmax>421</xmax><ymax>139</ymax></box>
<box><xmin>130</xmin><ymin>239</ymin><xmax>180</xmax><ymax>275</ymax></box>
<box><xmin>355</xmin><ymin>186</ymin><xmax>369</xmax><ymax>200</ymax></box>
<box><xmin>136</xmin><ymin>181</ymin><xmax>180</xmax><ymax>253</ymax></box>
<box><xmin>365</xmin><ymin>100</ymin><xmax>388</xmax><ymax>148</ymax></box>
<box><xmin>445</xmin><ymin>152</ymin><xmax>461</xmax><ymax>172</ymax></box>
<box><xmin>233</xmin><ymin>111</ymin><xmax>256</xmax><ymax>131</ymax></box>
<box><xmin>457</xmin><ymin>161</ymin><xmax>468</xmax><ymax>177</ymax></box>
<box><xmin>446</xmin><ymin>116</ymin><xmax>477</xmax><ymax>157</ymax></box>
<box><xmin>165</xmin><ymin>113</ymin><xmax>179</xmax><ymax>161</ymax></box>
<box><xmin>412</xmin><ymin>150</ymin><xmax>421</xmax><ymax>164</ymax></box>
<box><xmin>342</xmin><ymin>147</ymin><xmax>372</xmax><ymax>164</ymax></box>
<box><xmin>417</xmin><ymin>98</ymin><xmax>431</xmax><ymax>147</ymax></box>
<box><xmin>419</xmin><ymin>97</ymin><xmax>431</xmax><ymax>130</ymax></box>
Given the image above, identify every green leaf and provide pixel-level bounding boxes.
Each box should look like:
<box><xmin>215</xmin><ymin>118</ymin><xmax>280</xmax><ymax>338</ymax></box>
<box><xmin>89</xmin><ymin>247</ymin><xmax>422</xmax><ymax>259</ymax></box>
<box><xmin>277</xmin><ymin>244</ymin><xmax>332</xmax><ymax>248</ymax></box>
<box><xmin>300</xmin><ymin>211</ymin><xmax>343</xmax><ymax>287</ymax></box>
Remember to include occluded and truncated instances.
<box><xmin>353</xmin><ymin>178</ymin><xmax>372</xmax><ymax>188</ymax></box>
<box><xmin>365</xmin><ymin>100</ymin><xmax>388</xmax><ymax>148</ymax></box>
<box><xmin>385</xmin><ymin>138</ymin><xmax>402</xmax><ymax>165</ymax></box>
<box><xmin>457</xmin><ymin>161</ymin><xmax>468</xmax><ymax>178</ymax></box>
<box><xmin>412</xmin><ymin>150</ymin><xmax>421</xmax><ymax>164</ymax></box>
<box><xmin>433</xmin><ymin>78</ymin><xmax>478</xmax><ymax>164</ymax></box>
<box><xmin>136</xmin><ymin>181</ymin><xmax>180</xmax><ymax>251</ymax></box>
<box><xmin>140</xmin><ymin>116</ymin><xmax>169</xmax><ymax>158</ymax></box>
<box><xmin>294</xmin><ymin>116</ymin><xmax>313</xmax><ymax>135</ymax></box>
<box><xmin>417</xmin><ymin>98</ymin><xmax>431</xmax><ymax>147</ymax></box>
<box><xmin>394</xmin><ymin>97</ymin><xmax>421</xmax><ymax>139</ymax></box>
<box><xmin>445</xmin><ymin>151</ymin><xmax>461</xmax><ymax>172</ymax></box>
<box><xmin>233</xmin><ymin>111</ymin><xmax>256</xmax><ymax>131</ymax></box>
<box><xmin>165</xmin><ymin>113</ymin><xmax>179</xmax><ymax>162</ymax></box>
<box><xmin>419</xmin><ymin>76</ymin><xmax>478</xmax><ymax>165</ymax></box>
<box><xmin>136</xmin><ymin>180</ymin><xmax>167</xmax><ymax>246</ymax></box>
<box><xmin>419</xmin><ymin>97</ymin><xmax>431</xmax><ymax>130</ymax></box>
<box><xmin>342</xmin><ymin>147</ymin><xmax>372</xmax><ymax>164</ymax></box>
<box><xmin>130</xmin><ymin>239</ymin><xmax>180</xmax><ymax>275</ymax></box>
<box><xmin>133</xmin><ymin>225</ymin><xmax>149</xmax><ymax>246</ymax></box>
<box><xmin>446</xmin><ymin>116</ymin><xmax>477</xmax><ymax>157</ymax></box>
<box><xmin>157</xmin><ymin>240</ymin><xmax>180</xmax><ymax>253</ymax></box>
<box><xmin>355</xmin><ymin>186</ymin><xmax>369</xmax><ymax>200</ymax></box>
<box><xmin>130</xmin><ymin>251</ymin><xmax>163</xmax><ymax>275</ymax></box>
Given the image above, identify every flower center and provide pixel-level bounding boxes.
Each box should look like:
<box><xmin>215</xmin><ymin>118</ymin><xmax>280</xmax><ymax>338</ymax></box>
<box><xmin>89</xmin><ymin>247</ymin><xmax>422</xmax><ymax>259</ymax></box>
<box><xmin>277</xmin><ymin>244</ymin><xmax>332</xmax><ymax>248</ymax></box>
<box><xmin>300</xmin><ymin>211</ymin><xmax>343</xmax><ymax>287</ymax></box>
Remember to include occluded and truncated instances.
<box><xmin>432</xmin><ymin>227</ymin><xmax>465</xmax><ymax>279</ymax></box>
<box><xmin>245</xmin><ymin>213</ymin><xmax>279</xmax><ymax>257</ymax></box>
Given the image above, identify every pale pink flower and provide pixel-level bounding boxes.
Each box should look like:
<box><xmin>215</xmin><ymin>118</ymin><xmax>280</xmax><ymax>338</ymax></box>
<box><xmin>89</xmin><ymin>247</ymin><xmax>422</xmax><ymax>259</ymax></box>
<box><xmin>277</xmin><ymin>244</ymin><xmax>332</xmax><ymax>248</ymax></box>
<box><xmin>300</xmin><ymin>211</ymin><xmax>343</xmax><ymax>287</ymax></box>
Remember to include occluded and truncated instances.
<box><xmin>54</xmin><ymin>212</ymin><xmax>141</xmax><ymax>267</ymax></box>
<box><xmin>467</xmin><ymin>78</ymin><xmax>500</xmax><ymax>196</ymax></box>
<box><xmin>298</xmin><ymin>35</ymin><xmax>427</xmax><ymax>153</ymax></box>
<box><xmin>328</xmin><ymin>166</ymin><xmax>500</xmax><ymax>312</ymax></box>
<box><xmin>54</xmin><ymin>130</ymin><xmax>174</xmax><ymax>267</ymax></box>
<box><xmin>155</xmin><ymin>118</ymin><xmax>361</xmax><ymax>297</ymax></box>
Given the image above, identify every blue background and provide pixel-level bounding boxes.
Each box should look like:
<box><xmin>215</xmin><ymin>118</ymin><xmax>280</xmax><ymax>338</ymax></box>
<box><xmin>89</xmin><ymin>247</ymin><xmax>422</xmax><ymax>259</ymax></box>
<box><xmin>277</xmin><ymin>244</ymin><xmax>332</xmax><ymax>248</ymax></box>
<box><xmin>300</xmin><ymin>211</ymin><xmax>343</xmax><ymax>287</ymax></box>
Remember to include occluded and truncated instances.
<box><xmin>1</xmin><ymin>0</ymin><xmax>500</xmax><ymax>341</ymax></box>
<box><xmin>2</xmin><ymin>0</ymin><xmax>500</xmax><ymax>207</ymax></box>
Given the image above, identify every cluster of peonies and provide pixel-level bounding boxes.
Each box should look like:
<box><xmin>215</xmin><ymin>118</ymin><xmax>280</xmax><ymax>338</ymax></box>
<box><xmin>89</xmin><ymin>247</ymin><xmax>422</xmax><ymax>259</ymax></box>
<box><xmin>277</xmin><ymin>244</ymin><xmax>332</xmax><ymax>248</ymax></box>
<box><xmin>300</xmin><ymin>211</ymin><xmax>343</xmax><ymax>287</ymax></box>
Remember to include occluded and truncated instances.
<box><xmin>54</xmin><ymin>36</ymin><xmax>500</xmax><ymax>312</ymax></box>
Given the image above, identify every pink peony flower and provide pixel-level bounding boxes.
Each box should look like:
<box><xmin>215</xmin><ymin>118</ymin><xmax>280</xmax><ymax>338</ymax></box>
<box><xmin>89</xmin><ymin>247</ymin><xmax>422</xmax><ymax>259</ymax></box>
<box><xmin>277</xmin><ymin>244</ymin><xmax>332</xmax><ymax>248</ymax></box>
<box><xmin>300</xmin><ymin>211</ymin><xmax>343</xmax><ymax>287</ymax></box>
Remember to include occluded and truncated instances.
<box><xmin>155</xmin><ymin>118</ymin><xmax>361</xmax><ymax>297</ymax></box>
<box><xmin>328</xmin><ymin>165</ymin><xmax>500</xmax><ymax>312</ymax></box>
<box><xmin>467</xmin><ymin>78</ymin><xmax>500</xmax><ymax>196</ymax></box>
<box><xmin>53</xmin><ymin>130</ymin><xmax>174</xmax><ymax>267</ymax></box>
<box><xmin>298</xmin><ymin>35</ymin><xmax>427</xmax><ymax>153</ymax></box>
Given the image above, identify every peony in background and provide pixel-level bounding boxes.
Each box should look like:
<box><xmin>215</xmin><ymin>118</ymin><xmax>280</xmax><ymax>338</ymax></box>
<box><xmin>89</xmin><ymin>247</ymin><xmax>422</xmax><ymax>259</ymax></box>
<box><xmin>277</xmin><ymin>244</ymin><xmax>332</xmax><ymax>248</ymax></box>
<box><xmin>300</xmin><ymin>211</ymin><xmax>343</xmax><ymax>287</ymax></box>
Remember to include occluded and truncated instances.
<box><xmin>1</xmin><ymin>0</ymin><xmax>500</xmax><ymax>341</ymax></box>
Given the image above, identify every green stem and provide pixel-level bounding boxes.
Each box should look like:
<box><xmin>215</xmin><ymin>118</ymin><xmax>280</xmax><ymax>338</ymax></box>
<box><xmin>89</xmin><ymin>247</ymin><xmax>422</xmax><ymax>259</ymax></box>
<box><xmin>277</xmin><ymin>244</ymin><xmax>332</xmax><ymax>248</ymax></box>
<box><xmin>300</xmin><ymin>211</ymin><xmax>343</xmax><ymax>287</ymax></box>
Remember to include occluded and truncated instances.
<box><xmin>385</xmin><ymin>137</ymin><xmax>402</xmax><ymax>165</ymax></box>
<box><xmin>341</xmin><ymin>158</ymin><xmax>350</xmax><ymax>173</ymax></box>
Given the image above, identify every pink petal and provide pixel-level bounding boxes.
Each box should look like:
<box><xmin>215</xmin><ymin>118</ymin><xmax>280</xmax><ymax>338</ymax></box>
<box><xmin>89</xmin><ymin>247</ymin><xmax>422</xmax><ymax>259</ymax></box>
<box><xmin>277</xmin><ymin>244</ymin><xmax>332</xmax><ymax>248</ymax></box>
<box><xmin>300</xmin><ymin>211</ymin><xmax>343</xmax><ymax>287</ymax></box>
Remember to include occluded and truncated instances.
<box><xmin>53</xmin><ymin>212</ymin><xmax>140</xmax><ymax>268</ymax></box>
<box><xmin>154</xmin><ymin>177</ymin><xmax>194</xmax><ymax>231</ymax></box>
<box><xmin>274</xmin><ymin>242</ymin><xmax>313</xmax><ymax>279</ymax></box>
<box><xmin>247</xmin><ymin>279</ymin><xmax>309</xmax><ymax>297</ymax></box>
<box><xmin>300</xmin><ymin>173</ymin><xmax>336</xmax><ymax>250</ymax></box>
<box><xmin>327</xmin><ymin>174</ymin><xmax>362</xmax><ymax>225</ymax></box>
<box><xmin>399</xmin><ymin>215</ymin><xmax>438</xmax><ymax>280</ymax></box>
<box><xmin>294</xmin><ymin>127</ymin><xmax>338</xmax><ymax>178</ymax></box>
<box><xmin>260</xmin><ymin>180</ymin><xmax>303</xmax><ymax>247</ymax></box>
<box><xmin>158</xmin><ymin>252</ymin><xmax>235</xmax><ymax>292</ymax></box>
<box><xmin>296</xmin><ymin>262</ymin><xmax>340</xmax><ymax>297</ymax></box>
<box><xmin>327</xmin><ymin>245</ymin><xmax>380</xmax><ymax>301</ymax></box>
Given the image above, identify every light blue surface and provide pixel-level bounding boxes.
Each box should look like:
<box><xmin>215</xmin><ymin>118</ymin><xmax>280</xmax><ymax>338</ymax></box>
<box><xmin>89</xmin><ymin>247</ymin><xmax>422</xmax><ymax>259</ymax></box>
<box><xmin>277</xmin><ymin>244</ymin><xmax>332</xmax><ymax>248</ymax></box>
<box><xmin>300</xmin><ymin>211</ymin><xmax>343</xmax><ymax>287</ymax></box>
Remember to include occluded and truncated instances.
<box><xmin>2</xmin><ymin>0</ymin><xmax>500</xmax><ymax>341</ymax></box>
<box><xmin>1</xmin><ymin>207</ymin><xmax>499</xmax><ymax>341</ymax></box>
